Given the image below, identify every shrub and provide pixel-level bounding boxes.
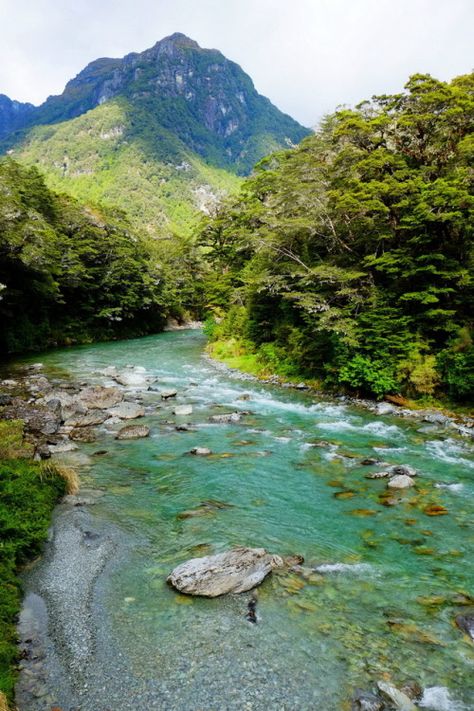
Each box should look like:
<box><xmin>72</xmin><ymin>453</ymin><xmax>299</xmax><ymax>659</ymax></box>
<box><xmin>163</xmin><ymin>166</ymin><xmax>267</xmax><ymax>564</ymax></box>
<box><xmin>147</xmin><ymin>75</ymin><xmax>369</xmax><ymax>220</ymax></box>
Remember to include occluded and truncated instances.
<box><xmin>338</xmin><ymin>355</ymin><xmax>398</xmax><ymax>399</ymax></box>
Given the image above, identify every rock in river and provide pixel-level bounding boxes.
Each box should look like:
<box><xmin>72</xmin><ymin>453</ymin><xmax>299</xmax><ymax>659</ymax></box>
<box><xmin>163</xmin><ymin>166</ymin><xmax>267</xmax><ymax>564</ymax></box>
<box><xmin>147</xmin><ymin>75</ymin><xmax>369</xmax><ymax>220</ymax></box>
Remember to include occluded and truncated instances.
<box><xmin>209</xmin><ymin>412</ymin><xmax>241</xmax><ymax>424</ymax></box>
<box><xmin>107</xmin><ymin>402</ymin><xmax>145</xmax><ymax>419</ymax></box>
<box><xmin>161</xmin><ymin>389</ymin><xmax>178</xmax><ymax>399</ymax></box>
<box><xmin>167</xmin><ymin>546</ymin><xmax>284</xmax><ymax>597</ymax></box>
<box><xmin>69</xmin><ymin>427</ymin><xmax>97</xmax><ymax>443</ymax></box>
<box><xmin>351</xmin><ymin>689</ymin><xmax>384</xmax><ymax>711</ymax></box>
<box><xmin>79</xmin><ymin>385</ymin><xmax>123</xmax><ymax>410</ymax></box>
<box><xmin>189</xmin><ymin>447</ymin><xmax>212</xmax><ymax>456</ymax></box>
<box><xmin>455</xmin><ymin>612</ymin><xmax>474</xmax><ymax>641</ymax></box>
<box><xmin>376</xmin><ymin>681</ymin><xmax>417</xmax><ymax>711</ymax></box>
<box><xmin>387</xmin><ymin>474</ymin><xmax>415</xmax><ymax>489</ymax></box>
<box><xmin>174</xmin><ymin>404</ymin><xmax>193</xmax><ymax>416</ymax></box>
<box><xmin>115</xmin><ymin>424</ymin><xmax>150</xmax><ymax>440</ymax></box>
<box><xmin>65</xmin><ymin>411</ymin><xmax>108</xmax><ymax>428</ymax></box>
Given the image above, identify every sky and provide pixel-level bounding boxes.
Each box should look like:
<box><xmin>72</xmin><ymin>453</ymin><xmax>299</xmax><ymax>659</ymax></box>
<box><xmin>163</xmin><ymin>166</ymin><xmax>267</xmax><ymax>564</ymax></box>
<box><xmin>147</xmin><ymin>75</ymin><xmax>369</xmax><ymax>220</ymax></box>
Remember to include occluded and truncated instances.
<box><xmin>0</xmin><ymin>0</ymin><xmax>472</xmax><ymax>126</ymax></box>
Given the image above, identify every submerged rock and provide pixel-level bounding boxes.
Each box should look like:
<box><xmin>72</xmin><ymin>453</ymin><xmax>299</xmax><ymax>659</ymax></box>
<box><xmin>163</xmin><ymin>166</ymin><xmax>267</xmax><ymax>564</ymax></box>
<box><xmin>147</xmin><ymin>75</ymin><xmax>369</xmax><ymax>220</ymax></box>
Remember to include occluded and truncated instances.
<box><xmin>455</xmin><ymin>612</ymin><xmax>474</xmax><ymax>641</ymax></box>
<box><xmin>351</xmin><ymin>689</ymin><xmax>384</xmax><ymax>711</ymax></box>
<box><xmin>115</xmin><ymin>424</ymin><xmax>150</xmax><ymax>440</ymax></box>
<box><xmin>376</xmin><ymin>681</ymin><xmax>417</xmax><ymax>710</ymax></box>
<box><xmin>167</xmin><ymin>546</ymin><xmax>284</xmax><ymax>597</ymax></box>
<box><xmin>387</xmin><ymin>475</ymin><xmax>415</xmax><ymax>489</ymax></box>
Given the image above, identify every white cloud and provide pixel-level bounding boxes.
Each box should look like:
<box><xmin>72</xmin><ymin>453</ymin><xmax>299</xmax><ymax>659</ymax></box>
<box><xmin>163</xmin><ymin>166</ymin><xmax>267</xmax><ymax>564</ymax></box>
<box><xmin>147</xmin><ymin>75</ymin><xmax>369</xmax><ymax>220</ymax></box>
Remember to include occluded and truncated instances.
<box><xmin>0</xmin><ymin>0</ymin><xmax>472</xmax><ymax>125</ymax></box>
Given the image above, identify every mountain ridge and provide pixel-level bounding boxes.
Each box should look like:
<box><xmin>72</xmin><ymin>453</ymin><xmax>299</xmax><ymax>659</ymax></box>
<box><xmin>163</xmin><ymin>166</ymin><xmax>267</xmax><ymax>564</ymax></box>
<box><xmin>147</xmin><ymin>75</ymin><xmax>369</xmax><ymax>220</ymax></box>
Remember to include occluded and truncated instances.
<box><xmin>1</xmin><ymin>33</ymin><xmax>310</xmax><ymax>174</ymax></box>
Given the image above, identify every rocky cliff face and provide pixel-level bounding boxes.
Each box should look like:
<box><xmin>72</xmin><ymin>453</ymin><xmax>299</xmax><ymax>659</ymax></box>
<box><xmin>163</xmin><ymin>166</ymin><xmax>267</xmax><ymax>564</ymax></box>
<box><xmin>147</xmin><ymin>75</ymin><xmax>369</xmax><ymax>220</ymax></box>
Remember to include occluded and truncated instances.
<box><xmin>1</xmin><ymin>33</ymin><xmax>310</xmax><ymax>173</ymax></box>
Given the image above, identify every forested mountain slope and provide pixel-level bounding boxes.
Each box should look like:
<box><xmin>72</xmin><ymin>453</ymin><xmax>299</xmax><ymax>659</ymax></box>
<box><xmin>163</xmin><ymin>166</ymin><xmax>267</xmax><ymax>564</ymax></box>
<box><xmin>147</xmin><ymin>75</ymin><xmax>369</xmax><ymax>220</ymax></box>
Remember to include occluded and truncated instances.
<box><xmin>201</xmin><ymin>73</ymin><xmax>474</xmax><ymax>403</ymax></box>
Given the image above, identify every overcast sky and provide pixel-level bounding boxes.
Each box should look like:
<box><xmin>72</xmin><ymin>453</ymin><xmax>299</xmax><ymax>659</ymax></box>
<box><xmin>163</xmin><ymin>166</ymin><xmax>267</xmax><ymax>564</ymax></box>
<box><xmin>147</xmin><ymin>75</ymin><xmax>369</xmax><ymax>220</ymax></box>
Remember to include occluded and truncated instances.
<box><xmin>0</xmin><ymin>0</ymin><xmax>472</xmax><ymax>126</ymax></box>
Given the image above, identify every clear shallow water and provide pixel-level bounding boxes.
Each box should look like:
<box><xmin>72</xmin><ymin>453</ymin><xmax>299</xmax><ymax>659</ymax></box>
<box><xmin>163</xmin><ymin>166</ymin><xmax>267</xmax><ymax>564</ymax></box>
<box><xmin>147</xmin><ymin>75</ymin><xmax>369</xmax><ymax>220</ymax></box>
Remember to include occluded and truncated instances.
<box><xmin>15</xmin><ymin>331</ymin><xmax>474</xmax><ymax>710</ymax></box>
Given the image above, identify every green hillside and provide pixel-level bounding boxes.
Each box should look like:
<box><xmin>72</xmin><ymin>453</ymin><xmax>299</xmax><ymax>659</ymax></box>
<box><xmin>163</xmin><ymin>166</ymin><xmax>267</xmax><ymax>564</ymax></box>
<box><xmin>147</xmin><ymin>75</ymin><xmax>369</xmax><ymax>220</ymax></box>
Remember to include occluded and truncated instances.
<box><xmin>10</xmin><ymin>98</ymin><xmax>241</xmax><ymax>237</ymax></box>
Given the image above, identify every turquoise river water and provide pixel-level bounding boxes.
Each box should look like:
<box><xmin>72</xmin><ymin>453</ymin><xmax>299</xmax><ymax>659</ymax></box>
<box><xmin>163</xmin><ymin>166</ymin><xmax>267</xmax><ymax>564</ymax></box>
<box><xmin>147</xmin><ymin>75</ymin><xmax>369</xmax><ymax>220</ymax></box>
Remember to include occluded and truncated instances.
<box><xmin>13</xmin><ymin>330</ymin><xmax>474</xmax><ymax>710</ymax></box>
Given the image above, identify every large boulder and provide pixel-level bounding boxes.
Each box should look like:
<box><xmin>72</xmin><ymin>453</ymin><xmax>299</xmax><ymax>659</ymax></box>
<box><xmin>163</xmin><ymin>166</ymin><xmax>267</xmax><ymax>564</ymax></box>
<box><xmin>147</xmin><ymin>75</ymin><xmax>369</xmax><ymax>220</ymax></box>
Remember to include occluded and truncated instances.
<box><xmin>69</xmin><ymin>427</ymin><xmax>97</xmax><ymax>443</ymax></box>
<box><xmin>107</xmin><ymin>402</ymin><xmax>145</xmax><ymax>419</ymax></box>
<box><xmin>115</xmin><ymin>424</ymin><xmax>150</xmax><ymax>440</ymax></box>
<box><xmin>167</xmin><ymin>547</ymin><xmax>283</xmax><ymax>597</ymax></box>
<box><xmin>79</xmin><ymin>386</ymin><xmax>123</xmax><ymax>410</ymax></box>
<box><xmin>64</xmin><ymin>412</ymin><xmax>108</xmax><ymax>428</ymax></box>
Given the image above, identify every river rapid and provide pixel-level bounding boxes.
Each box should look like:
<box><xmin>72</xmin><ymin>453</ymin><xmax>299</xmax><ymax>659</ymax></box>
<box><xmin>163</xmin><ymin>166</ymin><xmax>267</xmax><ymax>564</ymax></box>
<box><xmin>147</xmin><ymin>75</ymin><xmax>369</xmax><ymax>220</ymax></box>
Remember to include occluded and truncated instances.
<box><xmin>12</xmin><ymin>330</ymin><xmax>474</xmax><ymax>710</ymax></box>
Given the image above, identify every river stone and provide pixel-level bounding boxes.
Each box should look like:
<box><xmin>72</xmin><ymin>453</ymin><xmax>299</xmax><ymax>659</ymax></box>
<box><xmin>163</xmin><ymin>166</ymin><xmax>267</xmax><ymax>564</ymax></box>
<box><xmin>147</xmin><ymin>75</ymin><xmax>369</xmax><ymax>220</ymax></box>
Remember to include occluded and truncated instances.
<box><xmin>112</xmin><ymin>368</ymin><xmax>153</xmax><ymax>387</ymax></box>
<box><xmin>352</xmin><ymin>689</ymin><xmax>384</xmax><ymax>711</ymax></box>
<box><xmin>69</xmin><ymin>427</ymin><xmax>97</xmax><ymax>443</ymax></box>
<box><xmin>209</xmin><ymin>412</ymin><xmax>241</xmax><ymax>424</ymax></box>
<box><xmin>387</xmin><ymin>474</ymin><xmax>415</xmax><ymax>489</ymax></box>
<box><xmin>174</xmin><ymin>404</ymin><xmax>193</xmax><ymax>416</ymax></box>
<box><xmin>190</xmin><ymin>447</ymin><xmax>212</xmax><ymax>456</ymax></box>
<box><xmin>49</xmin><ymin>441</ymin><xmax>79</xmax><ymax>454</ymax></box>
<box><xmin>365</xmin><ymin>471</ymin><xmax>390</xmax><ymax>479</ymax></box>
<box><xmin>115</xmin><ymin>424</ymin><xmax>150</xmax><ymax>440</ymax></box>
<box><xmin>161</xmin><ymin>389</ymin><xmax>178</xmax><ymax>399</ymax></box>
<box><xmin>455</xmin><ymin>612</ymin><xmax>474</xmax><ymax>641</ymax></box>
<box><xmin>376</xmin><ymin>681</ymin><xmax>417</xmax><ymax>711</ymax></box>
<box><xmin>107</xmin><ymin>402</ymin><xmax>145</xmax><ymax>419</ymax></box>
<box><xmin>65</xmin><ymin>412</ymin><xmax>108</xmax><ymax>428</ymax></box>
<box><xmin>167</xmin><ymin>547</ymin><xmax>284</xmax><ymax>597</ymax></box>
<box><xmin>79</xmin><ymin>386</ymin><xmax>123</xmax><ymax>410</ymax></box>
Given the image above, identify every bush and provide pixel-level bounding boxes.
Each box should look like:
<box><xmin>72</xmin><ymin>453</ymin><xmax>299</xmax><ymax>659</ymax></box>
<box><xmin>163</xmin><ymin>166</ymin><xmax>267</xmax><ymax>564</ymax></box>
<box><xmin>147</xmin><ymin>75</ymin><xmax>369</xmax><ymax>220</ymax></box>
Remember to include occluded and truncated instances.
<box><xmin>338</xmin><ymin>354</ymin><xmax>398</xmax><ymax>399</ymax></box>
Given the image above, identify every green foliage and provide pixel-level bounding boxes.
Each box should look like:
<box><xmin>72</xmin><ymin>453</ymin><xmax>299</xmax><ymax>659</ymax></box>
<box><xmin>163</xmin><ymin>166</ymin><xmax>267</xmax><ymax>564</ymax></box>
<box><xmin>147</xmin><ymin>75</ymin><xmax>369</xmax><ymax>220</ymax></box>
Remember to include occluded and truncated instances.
<box><xmin>338</xmin><ymin>355</ymin><xmax>398</xmax><ymax>400</ymax></box>
<box><xmin>0</xmin><ymin>157</ymin><xmax>171</xmax><ymax>353</ymax></box>
<box><xmin>200</xmin><ymin>72</ymin><xmax>474</xmax><ymax>403</ymax></box>
<box><xmin>437</xmin><ymin>329</ymin><xmax>474</xmax><ymax>401</ymax></box>
<box><xmin>0</xmin><ymin>457</ymin><xmax>67</xmax><ymax>702</ymax></box>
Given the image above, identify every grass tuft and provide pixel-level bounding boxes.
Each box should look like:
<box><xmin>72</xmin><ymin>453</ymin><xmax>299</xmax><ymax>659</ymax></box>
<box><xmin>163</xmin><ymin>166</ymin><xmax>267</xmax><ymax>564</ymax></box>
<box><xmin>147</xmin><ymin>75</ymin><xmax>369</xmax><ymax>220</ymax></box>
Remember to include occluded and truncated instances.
<box><xmin>40</xmin><ymin>461</ymin><xmax>80</xmax><ymax>495</ymax></box>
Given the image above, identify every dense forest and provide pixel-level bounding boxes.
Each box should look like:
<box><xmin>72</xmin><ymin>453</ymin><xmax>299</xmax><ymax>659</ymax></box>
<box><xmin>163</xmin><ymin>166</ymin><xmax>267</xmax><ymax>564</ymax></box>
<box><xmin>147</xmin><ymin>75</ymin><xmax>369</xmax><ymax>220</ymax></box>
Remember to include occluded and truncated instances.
<box><xmin>0</xmin><ymin>159</ymin><xmax>172</xmax><ymax>353</ymax></box>
<box><xmin>200</xmin><ymin>73</ymin><xmax>474</xmax><ymax>403</ymax></box>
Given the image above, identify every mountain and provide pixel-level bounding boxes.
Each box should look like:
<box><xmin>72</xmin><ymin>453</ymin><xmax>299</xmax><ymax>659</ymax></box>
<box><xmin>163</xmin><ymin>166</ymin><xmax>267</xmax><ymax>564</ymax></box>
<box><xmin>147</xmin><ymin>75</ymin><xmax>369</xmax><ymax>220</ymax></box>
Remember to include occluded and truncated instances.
<box><xmin>2</xmin><ymin>33</ymin><xmax>310</xmax><ymax>235</ymax></box>
<box><xmin>0</xmin><ymin>95</ymin><xmax>34</xmax><ymax>140</ymax></box>
<box><xmin>4</xmin><ymin>34</ymin><xmax>309</xmax><ymax>173</ymax></box>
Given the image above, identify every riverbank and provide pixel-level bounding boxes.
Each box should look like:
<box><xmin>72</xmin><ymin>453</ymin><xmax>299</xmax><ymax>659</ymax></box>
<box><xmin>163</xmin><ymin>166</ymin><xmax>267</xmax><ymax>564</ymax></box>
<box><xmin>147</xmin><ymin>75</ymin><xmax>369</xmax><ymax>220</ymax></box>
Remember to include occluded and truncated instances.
<box><xmin>0</xmin><ymin>422</ymin><xmax>76</xmax><ymax>708</ymax></box>
<box><xmin>206</xmin><ymin>339</ymin><xmax>474</xmax><ymax>438</ymax></box>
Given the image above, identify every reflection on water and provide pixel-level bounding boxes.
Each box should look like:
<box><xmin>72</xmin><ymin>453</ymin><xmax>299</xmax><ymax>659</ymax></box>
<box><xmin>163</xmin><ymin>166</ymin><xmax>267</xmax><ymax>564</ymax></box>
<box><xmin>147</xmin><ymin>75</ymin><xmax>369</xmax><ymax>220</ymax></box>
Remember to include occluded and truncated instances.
<box><xmin>17</xmin><ymin>331</ymin><xmax>474</xmax><ymax>710</ymax></box>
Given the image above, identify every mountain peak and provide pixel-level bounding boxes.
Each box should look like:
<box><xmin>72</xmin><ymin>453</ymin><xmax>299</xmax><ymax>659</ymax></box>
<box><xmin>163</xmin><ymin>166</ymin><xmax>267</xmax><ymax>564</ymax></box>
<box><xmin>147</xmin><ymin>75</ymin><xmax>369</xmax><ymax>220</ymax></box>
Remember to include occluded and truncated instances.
<box><xmin>1</xmin><ymin>35</ymin><xmax>310</xmax><ymax>174</ymax></box>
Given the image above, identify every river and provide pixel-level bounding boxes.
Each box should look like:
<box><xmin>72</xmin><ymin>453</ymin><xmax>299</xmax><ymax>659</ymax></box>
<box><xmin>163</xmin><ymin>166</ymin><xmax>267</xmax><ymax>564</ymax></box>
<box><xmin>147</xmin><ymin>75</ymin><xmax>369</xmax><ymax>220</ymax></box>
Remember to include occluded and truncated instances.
<box><xmin>13</xmin><ymin>330</ymin><xmax>474</xmax><ymax>710</ymax></box>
